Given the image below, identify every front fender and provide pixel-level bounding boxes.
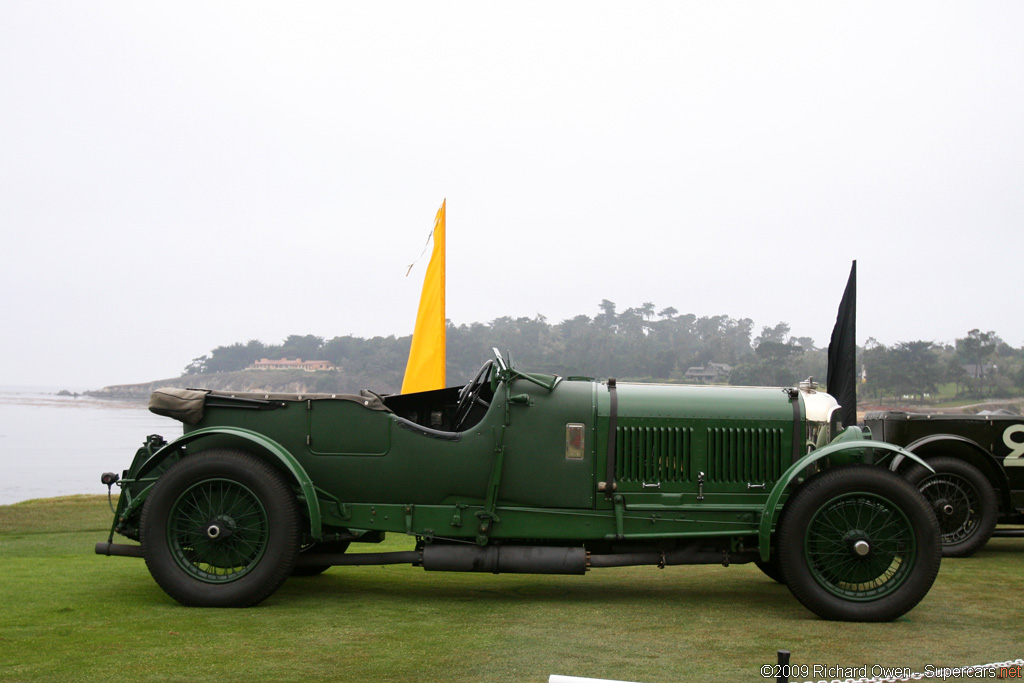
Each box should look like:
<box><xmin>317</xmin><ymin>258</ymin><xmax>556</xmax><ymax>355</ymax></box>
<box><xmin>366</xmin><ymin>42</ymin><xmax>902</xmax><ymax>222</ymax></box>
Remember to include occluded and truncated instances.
<box><xmin>757</xmin><ymin>436</ymin><xmax>933</xmax><ymax>561</ymax></box>
<box><xmin>131</xmin><ymin>427</ymin><xmax>323</xmax><ymax>540</ymax></box>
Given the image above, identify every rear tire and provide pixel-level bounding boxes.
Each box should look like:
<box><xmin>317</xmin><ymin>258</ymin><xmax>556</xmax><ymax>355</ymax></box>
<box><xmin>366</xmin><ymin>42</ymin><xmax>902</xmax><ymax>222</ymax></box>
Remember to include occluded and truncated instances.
<box><xmin>140</xmin><ymin>449</ymin><xmax>301</xmax><ymax>607</ymax></box>
<box><xmin>291</xmin><ymin>564</ymin><xmax>331</xmax><ymax>577</ymax></box>
<box><xmin>905</xmin><ymin>456</ymin><xmax>998</xmax><ymax>558</ymax></box>
<box><xmin>293</xmin><ymin>541</ymin><xmax>349</xmax><ymax>576</ymax></box>
<box><xmin>778</xmin><ymin>464</ymin><xmax>941</xmax><ymax>621</ymax></box>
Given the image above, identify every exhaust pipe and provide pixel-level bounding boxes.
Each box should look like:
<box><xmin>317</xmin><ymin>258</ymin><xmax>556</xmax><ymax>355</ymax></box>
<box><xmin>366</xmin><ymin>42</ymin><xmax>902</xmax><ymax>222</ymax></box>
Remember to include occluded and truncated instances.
<box><xmin>421</xmin><ymin>545</ymin><xmax>588</xmax><ymax>574</ymax></box>
<box><xmin>296</xmin><ymin>551</ymin><xmax>421</xmax><ymax>567</ymax></box>
<box><xmin>95</xmin><ymin>542</ymin><xmax>144</xmax><ymax>558</ymax></box>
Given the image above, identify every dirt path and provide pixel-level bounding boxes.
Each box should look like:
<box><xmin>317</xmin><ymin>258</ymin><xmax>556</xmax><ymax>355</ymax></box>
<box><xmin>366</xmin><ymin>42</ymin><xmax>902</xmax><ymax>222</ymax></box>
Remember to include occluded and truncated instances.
<box><xmin>860</xmin><ymin>397</ymin><xmax>1023</xmax><ymax>416</ymax></box>
<box><xmin>951</xmin><ymin>397</ymin><xmax>1024</xmax><ymax>411</ymax></box>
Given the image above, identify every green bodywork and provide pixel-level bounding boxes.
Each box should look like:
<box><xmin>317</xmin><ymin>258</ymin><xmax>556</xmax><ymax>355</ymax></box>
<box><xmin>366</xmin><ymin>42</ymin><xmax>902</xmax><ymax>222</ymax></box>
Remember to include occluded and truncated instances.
<box><xmin>107</xmin><ymin>354</ymin><xmax>931</xmax><ymax>563</ymax></box>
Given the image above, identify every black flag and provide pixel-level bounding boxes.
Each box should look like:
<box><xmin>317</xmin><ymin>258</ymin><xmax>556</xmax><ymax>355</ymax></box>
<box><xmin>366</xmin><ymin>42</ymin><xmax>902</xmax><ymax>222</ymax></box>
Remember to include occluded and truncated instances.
<box><xmin>827</xmin><ymin>261</ymin><xmax>857</xmax><ymax>429</ymax></box>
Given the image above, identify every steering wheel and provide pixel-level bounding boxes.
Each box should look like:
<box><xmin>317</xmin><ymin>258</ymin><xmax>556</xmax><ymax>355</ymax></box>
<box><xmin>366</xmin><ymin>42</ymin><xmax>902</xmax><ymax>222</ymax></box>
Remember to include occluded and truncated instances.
<box><xmin>452</xmin><ymin>360</ymin><xmax>493</xmax><ymax>431</ymax></box>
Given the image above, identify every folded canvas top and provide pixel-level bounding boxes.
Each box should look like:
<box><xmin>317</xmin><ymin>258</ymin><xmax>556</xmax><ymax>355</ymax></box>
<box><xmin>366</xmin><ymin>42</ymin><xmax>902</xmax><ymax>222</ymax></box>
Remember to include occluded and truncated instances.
<box><xmin>149</xmin><ymin>387</ymin><xmax>389</xmax><ymax>425</ymax></box>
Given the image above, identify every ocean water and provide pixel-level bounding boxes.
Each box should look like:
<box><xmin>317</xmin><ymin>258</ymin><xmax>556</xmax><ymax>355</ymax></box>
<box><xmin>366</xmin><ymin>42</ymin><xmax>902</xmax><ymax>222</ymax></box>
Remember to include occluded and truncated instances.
<box><xmin>0</xmin><ymin>388</ymin><xmax>183</xmax><ymax>505</ymax></box>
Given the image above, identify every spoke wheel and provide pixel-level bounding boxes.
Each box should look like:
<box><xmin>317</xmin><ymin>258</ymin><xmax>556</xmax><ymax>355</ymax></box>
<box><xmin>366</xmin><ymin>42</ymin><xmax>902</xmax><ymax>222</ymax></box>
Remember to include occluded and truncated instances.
<box><xmin>778</xmin><ymin>464</ymin><xmax>941</xmax><ymax>621</ymax></box>
<box><xmin>167</xmin><ymin>478</ymin><xmax>269</xmax><ymax>583</ymax></box>
<box><xmin>141</xmin><ymin>449</ymin><xmax>301</xmax><ymax>607</ymax></box>
<box><xmin>906</xmin><ymin>456</ymin><xmax>998</xmax><ymax>558</ymax></box>
<box><xmin>803</xmin><ymin>492</ymin><xmax>915</xmax><ymax>601</ymax></box>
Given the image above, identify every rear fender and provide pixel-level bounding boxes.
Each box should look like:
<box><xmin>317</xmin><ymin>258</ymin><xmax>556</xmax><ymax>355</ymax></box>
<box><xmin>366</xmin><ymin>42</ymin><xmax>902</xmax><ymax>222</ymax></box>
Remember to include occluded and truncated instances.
<box><xmin>128</xmin><ymin>426</ymin><xmax>322</xmax><ymax>540</ymax></box>
<box><xmin>893</xmin><ymin>433</ymin><xmax>1012</xmax><ymax>514</ymax></box>
<box><xmin>757</xmin><ymin>434</ymin><xmax>933</xmax><ymax>561</ymax></box>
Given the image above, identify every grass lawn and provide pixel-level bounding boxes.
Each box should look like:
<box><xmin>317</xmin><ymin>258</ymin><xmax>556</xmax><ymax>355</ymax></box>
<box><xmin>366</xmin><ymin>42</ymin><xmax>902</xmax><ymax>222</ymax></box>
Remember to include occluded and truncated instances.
<box><xmin>2</xmin><ymin>496</ymin><xmax>1022</xmax><ymax>683</ymax></box>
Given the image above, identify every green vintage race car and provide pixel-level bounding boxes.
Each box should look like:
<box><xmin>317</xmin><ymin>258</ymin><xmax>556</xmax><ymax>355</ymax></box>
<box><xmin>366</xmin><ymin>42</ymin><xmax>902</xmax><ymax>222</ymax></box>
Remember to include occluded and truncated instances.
<box><xmin>98</xmin><ymin>349</ymin><xmax>941</xmax><ymax>621</ymax></box>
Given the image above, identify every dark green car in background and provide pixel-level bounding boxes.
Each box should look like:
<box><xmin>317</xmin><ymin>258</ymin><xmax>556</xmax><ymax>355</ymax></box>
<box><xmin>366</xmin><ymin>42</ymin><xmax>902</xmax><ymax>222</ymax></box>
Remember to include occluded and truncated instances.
<box><xmin>866</xmin><ymin>410</ymin><xmax>1024</xmax><ymax>557</ymax></box>
<box><xmin>98</xmin><ymin>349</ymin><xmax>942</xmax><ymax>621</ymax></box>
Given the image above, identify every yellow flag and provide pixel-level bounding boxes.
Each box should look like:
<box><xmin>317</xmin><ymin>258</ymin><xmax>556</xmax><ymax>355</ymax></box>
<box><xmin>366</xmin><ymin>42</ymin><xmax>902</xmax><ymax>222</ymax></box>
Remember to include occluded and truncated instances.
<box><xmin>401</xmin><ymin>200</ymin><xmax>446</xmax><ymax>393</ymax></box>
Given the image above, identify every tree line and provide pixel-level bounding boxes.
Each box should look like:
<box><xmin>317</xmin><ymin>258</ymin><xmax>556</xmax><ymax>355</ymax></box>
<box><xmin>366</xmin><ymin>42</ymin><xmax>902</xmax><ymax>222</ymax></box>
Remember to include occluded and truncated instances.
<box><xmin>861</xmin><ymin>329</ymin><xmax>1022</xmax><ymax>403</ymax></box>
<box><xmin>183</xmin><ymin>301</ymin><xmax>1024</xmax><ymax>400</ymax></box>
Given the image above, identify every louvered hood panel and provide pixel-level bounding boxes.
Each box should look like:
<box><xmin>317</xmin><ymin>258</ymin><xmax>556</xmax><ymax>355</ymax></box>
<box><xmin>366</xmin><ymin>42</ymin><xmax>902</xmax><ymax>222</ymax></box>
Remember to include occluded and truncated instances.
<box><xmin>600</xmin><ymin>382</ymin><xmax>801</xmax><ymax>492</ymax></box>
<box><xmin>706</xmin><ymin>427</ymin><xmax>787</xmax><ymax>484</ymax></box>
<box><xmin>599</xmin><ymin>382</ymin><xmax>797</xmax><ymax>422</ymax></box>
<box><xmin>615</xmin><ymin>425</ymin><xmax>693</xmax><ymax>484</ymax></box>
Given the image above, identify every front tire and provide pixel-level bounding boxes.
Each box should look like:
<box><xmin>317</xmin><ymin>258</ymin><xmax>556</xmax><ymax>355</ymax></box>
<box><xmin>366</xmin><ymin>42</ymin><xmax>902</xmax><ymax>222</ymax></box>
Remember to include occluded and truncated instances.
<box><xmin>140</xmin><ymin>449</ymin><xmax>301</xmax><ymax>607</ymax></box>
<box><xmin>905</xmin><ymin>456</ymin><xmax>998</xmax><ymax>558</ymax></box>
<box><xmin>778</xmin><ymin>465</ymin><xmax>941</xmax><ymax>622</ymax></box>
<box><xmin>754</xmin><ymin>555</ymin><xmax>785</xmax><ymax>584</ymax></box>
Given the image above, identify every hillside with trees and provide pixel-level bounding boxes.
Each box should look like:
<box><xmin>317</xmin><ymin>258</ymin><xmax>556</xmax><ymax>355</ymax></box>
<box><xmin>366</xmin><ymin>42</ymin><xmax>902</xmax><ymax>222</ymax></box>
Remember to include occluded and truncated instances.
<box><xmin>165</xmin><ymin>301</ymin><xmax>1024</xmax><ymax>405</ymax></box>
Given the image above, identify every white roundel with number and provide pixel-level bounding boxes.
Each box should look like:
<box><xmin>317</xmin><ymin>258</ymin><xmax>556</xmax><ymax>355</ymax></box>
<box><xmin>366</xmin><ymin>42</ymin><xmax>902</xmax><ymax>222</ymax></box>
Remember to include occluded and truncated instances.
<box><xmin>1003</xmin><ymin>424</ymin><xmax>1024</xmax><ymax>466</ymax></box>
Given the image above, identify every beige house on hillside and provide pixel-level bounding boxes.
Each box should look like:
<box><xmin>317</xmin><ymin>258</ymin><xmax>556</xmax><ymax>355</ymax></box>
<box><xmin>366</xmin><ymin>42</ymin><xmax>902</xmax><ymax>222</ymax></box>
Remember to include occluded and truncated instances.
<box><xmin>248</xmin><ymin>358</ymin><xmax>335</xmax><ymax>372</ymax></box>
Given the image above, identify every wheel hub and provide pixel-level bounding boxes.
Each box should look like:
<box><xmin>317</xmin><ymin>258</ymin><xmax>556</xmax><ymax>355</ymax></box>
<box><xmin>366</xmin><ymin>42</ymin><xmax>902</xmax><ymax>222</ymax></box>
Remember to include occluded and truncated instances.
<box><xmin>844</xmin><ymin>530</ymin><xmax>872</xmax><ymax>558</ymax></box>
<box><xmin>203</xmin><ymin>515</ymin><xmax>235</xmax><ymax>542</ymax></box>
<box><xmin>932</xmin><ymin>497</ymin><xmax>957</xmax><ymax>517</ymax></box>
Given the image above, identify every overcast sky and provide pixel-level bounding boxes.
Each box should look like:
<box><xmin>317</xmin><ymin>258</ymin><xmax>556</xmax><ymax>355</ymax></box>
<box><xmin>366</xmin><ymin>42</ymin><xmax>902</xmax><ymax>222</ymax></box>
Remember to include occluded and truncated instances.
<box><xmin>2</xmin><ymin>2</ymin><xmax>1022</xmax><ymax>389</ymax></box>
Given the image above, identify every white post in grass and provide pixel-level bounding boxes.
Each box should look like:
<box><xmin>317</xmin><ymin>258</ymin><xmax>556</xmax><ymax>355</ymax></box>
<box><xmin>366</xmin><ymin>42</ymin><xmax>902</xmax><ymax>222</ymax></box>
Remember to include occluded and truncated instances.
<box><xmin>549</xmin><ymin>676</ymin><xmax>645</xmax><ymax>683</ymax></box>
